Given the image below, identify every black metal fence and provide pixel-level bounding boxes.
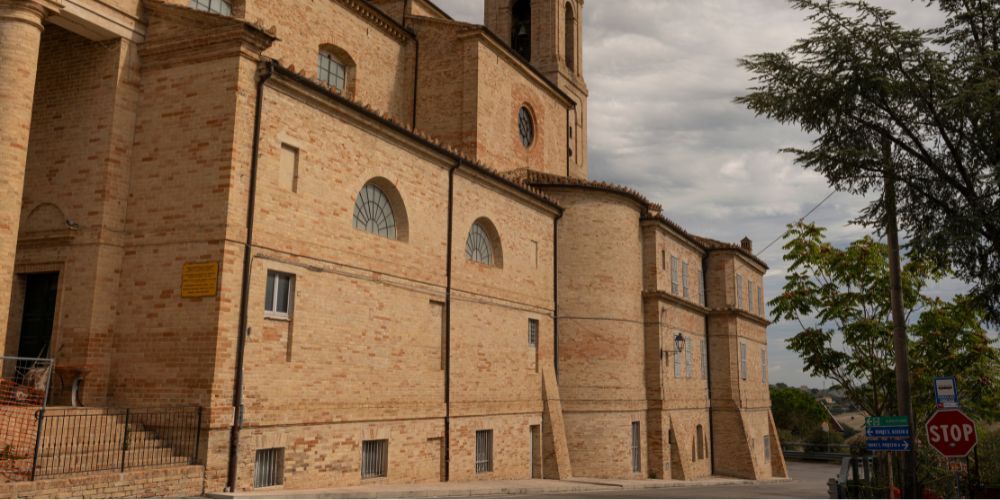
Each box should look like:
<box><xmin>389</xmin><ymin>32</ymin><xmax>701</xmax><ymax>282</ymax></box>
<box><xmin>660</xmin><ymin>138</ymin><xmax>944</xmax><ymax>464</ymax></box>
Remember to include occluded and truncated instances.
<box><xmin>31</xmin><ymin>407</ymin><xmax>201</xmax><ymax>479</ymax></box>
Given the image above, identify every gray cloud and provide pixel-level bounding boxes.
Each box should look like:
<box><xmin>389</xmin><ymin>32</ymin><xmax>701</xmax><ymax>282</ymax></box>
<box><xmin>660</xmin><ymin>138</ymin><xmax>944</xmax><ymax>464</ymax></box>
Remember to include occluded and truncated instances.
<box><xmin>431</xmin><ymin>0</ymin><xmax>958</xmax><ymax>388</ymax></box>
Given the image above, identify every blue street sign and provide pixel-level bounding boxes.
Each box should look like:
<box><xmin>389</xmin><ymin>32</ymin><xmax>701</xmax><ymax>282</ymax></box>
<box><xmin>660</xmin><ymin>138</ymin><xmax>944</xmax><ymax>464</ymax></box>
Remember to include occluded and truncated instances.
<box><xmin>866</xmin><ymin>426</ymin><xmax>911</xmax><ymax>438</ymax></box>
<box><xmin>934</xmin><ymin>376</ymin><xmax>960</xmax><ymax>408</ymax></box>
<box><xmin>867</xmin><ymin>439</ymin><xmax>912</xmax><ymax>452</ymax></box>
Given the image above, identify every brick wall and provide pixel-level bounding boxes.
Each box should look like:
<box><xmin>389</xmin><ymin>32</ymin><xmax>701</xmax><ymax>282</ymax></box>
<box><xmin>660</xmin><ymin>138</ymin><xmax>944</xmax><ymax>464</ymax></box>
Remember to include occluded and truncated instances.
<box><xmin>0</xmin><ymin>466</ymin><xmax>203</xmax><ymax>499</ymax></box>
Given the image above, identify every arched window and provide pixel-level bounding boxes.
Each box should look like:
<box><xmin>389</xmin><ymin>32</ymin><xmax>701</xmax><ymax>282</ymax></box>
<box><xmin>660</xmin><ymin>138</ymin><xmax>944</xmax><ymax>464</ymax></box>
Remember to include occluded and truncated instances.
<box><xmin>518</xmin><ymin>106</ymin><xmax>535</xmax><ymax>148</ymax></box>
<box><xmin>511</xmin><ymin>0</ymin><xmax>531</xmax><ymax>61</ymax></box>
<box><xmin>318</xmin><ymin>45</ymin><xmax>356</xmax><ymax>95</ymax></box>
<box><xmin>353</xmin><ymin>179</ymin><xmax>408</xmax><ymax>241</ymax></box>
<box><xmin>466</xmin><ymin>219</ymin><xmax>502</xmax><ymax>267</ymax></box>
<box><xmin>564</xmin><ymin>2</ymin><xmax>576</xmax><ymax>72</ymax></box>
<box><xmin>696</xmin><ymin>425</ymin><xmax>705</xmax><ymax>460</ymax></box>
<box><xmin>190</xmin><ymin>0</ymin><xmax>231</xmax><ymax>15</ymax></box>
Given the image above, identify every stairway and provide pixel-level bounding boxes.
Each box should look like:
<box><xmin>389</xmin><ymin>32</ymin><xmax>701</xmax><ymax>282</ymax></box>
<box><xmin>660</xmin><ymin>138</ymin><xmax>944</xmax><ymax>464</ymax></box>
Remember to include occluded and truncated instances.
<box><xmin>29</xmin><ymin>408</ymin><xmax>190</xmax><ymax>478</ymax></box>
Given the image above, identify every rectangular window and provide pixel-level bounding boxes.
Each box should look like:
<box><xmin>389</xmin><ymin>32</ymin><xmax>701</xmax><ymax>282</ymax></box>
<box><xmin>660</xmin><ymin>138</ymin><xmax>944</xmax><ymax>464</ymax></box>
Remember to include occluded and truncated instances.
<box><xmin>279</xmin><ymin>144</ymin><xmax>299</xmax><ymax>192</ymax></box>
<box><xmin>674</xmin><ymin>339</ymin><xmax>682</xmax><ymax>379</ymax></box>
<box><xmin>735</xmin><ymin>274</ymin><xmax>744</xmax><ymax>310</ymax></box>
<box><xmin>531</xmin><ymin>240</ymin><xmax>539</xmax><ymax>268</ymax></box>
<box><xmin>630</xmin><ymin>422</ymin><xmax>641</xmax><ymax>473</ymax></box>
<box><xmin>748</xmin><ymin>279</ymin><xmax>755</xmax><ymax>313</ymax></box>
<box><xmin>661</xmin><ymin>249</ymin><xmax>666</xmax><ymax>270</ymax></box>
<box><xmin>699</xmin><ymin>269</ymin><xmax>706</xmax><ymax>306</ymax></box>
<box><xmin>740</xmin><ymin>342</ymin><xmax>748</xmax><ymax>380</ymax></box>
<box><xmin>758</xmin><ymin>285</ymin><xmax>764</xmax><ymax>316</ymax></box>
<box><xmin>528</xmin><ymin>319</ymin><xmax>539</xmax><ymax>347</ymax></box>
<box><xmin>764</xmin><ymin>435</ymin><xmax>771</xmax><ymax>463</ymax></box>
<box><xmin>318</xmin><ymin>52</ymin><xmax>347</xmax><ymax>93</ymax></box>
<box><xmin>253</xmin><ymin>448</ymin><xmax>284</xmax><ymax>488</ymax></box>
<box><xmin>475</xmin><ymin>430</ymin><xmax>493</xmax><ymax>473</ymax></box>
<box><xmin>685</xmin><ymin>338</ymin><xmax>693</xmax><ymax>379</ymax></box>
<box><xmin>361</xmin><ymin>440</ymin><xmax>389</xmax><ymax>479</ymax></box>
<box><xmin>761</xmin><ymin>347</ymin><xmax>767</xmax><ymax>382</ymax></box>
<box><xmin>701</xmin><ymin>339</ymin><xmax>707</xmax><ymax>380</ymax></box>
<box><xmin>682</xmin><ymin>261</ymin><xmax>690</xmax><ymax>298</ymax></box>
<box><xmin>671</xmin><ymin>256</ymin><xmax>679</xmax><ymax>294</ymax></box>
<box><xmin>265</xmin><ymin>271</ymin><xmax>294</xmax><ymax>317</ymax></box>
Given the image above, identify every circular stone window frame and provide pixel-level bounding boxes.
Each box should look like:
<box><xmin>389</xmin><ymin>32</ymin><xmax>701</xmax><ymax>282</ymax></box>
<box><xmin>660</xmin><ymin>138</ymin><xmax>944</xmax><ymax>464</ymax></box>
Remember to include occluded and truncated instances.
<box><xmin>518</xmin><ymin>105</ymin><xmax>536</xmax><ymax>149</ymax></box>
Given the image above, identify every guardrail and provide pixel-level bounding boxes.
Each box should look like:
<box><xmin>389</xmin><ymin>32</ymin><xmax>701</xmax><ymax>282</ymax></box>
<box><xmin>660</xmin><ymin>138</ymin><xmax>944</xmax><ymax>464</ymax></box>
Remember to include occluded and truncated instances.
<box><xmin>782</xmin><ymin>442</ymin><xmax>851</xmax><ymax>462</ymax></box>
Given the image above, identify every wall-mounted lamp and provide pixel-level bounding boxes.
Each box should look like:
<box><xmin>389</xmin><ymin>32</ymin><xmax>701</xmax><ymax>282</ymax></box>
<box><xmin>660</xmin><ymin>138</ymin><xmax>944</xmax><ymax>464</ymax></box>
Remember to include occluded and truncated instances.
<box><xmin>661</xmin><ymin>333</ymin><xmax>687</xmax><ymax>359</ymax></box>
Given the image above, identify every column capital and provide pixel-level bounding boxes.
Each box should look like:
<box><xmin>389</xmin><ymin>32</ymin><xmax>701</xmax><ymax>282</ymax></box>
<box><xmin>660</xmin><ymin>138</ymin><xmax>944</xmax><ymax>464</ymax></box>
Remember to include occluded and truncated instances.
<box><xmin>0</xmin><ymin>0</ymin><xmax>63</xmax><ymax>28</ymax></box>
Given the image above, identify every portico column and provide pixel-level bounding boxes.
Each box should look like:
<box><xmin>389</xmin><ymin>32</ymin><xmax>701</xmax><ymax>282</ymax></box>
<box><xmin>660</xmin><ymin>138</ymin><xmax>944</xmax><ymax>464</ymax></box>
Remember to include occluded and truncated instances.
<box><xmin>0</xmin><ymin>0</ymin><xmax>61</xmax><ymax>341</ymax></box>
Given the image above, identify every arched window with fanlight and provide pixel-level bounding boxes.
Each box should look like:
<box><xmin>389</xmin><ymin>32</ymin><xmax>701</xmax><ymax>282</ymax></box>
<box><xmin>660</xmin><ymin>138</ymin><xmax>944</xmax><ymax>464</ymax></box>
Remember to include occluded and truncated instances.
<box><xmin>190</xmin><ymin>0</ymin><xmax>232</xmax><ymax>15</ymax></box>
<box><xmin>466</xmin><ymin>218</ymin><xmax>503</xmax><ymax>267</ymax></box>
<box><xmin>352</xmin><ymin>179</ymin><xmax>408</xmax><ymax>241</ymax></box>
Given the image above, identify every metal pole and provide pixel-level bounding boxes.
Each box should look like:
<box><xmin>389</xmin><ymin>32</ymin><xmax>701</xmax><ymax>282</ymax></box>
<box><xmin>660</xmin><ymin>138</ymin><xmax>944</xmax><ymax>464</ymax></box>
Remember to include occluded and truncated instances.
<box><xmin>884</xmin><ymin>141</ymin><xmax>917</xmax><ymax>498</ymax></box>
<box><xmin>30</xmin><ymin>408</ymin><xmax>44</xmax><ymax>481</ymax></box>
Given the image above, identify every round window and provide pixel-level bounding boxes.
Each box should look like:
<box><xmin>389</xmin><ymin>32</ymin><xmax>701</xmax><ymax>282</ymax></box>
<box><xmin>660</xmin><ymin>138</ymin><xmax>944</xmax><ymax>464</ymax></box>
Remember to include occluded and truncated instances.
<box><xmin>518</xmin><ymin>106</ymin><xmax>535</xmax><ymax>148</ymax></box>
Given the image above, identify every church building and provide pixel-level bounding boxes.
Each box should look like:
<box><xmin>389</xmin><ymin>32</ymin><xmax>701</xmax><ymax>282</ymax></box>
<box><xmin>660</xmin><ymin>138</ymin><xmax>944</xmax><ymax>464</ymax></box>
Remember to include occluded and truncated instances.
<box><xmin>0</xmin><ymin>0</ymin><xmax>786</xmax><ymax>495</ymax></box>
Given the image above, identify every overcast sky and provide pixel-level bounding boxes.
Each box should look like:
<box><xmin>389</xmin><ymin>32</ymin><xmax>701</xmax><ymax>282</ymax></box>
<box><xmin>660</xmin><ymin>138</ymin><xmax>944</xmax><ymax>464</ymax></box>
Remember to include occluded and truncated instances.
<box><xmin>432</xmin><ymin>0</ymin><xmax>957</xmax><ymax>388</ymax></box>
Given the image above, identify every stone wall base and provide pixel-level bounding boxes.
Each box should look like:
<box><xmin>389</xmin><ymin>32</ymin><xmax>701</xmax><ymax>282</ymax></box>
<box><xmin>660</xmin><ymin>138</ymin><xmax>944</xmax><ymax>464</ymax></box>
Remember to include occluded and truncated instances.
<box><xmin>0</xmin><ymin>465</ymin><xmax>203</xmax><ymax>499</ymax></box>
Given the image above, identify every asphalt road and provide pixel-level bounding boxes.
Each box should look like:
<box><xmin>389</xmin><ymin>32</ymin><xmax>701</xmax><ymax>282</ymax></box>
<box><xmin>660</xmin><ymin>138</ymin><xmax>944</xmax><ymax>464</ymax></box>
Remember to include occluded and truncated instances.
<box><xmin>509</xmin><ymin>461</ymin><xmax>840</xmax><ymax>499</ymax></box>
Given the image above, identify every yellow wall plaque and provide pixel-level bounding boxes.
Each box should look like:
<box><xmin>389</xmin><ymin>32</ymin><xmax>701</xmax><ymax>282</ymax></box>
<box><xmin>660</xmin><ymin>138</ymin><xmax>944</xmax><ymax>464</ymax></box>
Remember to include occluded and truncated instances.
<box><xmin>181</xmin><ymin>261</ymin><xmax>219</xmax><ymax>298</ymax></box>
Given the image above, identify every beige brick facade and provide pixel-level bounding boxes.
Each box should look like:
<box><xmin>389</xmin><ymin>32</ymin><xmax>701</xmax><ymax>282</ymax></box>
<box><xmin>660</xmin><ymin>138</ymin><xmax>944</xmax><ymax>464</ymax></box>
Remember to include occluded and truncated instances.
<box><xmin>0</xmin><ymin>0</ymin><xmax>785</xmax><ymax>496</ymax></box>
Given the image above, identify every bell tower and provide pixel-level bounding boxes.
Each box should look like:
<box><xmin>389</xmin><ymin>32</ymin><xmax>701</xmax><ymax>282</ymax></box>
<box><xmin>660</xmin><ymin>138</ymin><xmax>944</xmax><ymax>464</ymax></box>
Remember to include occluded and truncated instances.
<box><xmin>485</xmin><ymin>0</ymin><xmax>589</xmax><ymax>178</ymax></box>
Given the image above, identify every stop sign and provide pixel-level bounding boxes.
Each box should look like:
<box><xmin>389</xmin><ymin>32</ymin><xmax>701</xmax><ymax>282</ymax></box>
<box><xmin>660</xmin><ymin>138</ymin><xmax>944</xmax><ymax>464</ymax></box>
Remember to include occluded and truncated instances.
<box><xmin>926</xmin><ymin>409</ymin><xmax>978</xmax><ymax>457</ymax></box>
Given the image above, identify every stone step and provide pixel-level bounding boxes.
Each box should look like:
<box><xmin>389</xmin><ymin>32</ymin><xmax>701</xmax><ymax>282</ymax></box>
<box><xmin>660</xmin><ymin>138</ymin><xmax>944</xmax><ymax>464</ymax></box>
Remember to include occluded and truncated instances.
<box><xmin>33</xmin><ymin>448</ymin><xmax>188</xmax><ymax>475</ymax></box>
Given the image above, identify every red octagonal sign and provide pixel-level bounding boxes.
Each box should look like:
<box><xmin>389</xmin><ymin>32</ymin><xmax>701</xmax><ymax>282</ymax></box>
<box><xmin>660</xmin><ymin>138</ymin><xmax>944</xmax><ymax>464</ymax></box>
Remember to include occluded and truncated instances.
<box><xmin>926</xmin><ymin>409</ymin><xmax>978</xmax><ymax>457</ymax></box>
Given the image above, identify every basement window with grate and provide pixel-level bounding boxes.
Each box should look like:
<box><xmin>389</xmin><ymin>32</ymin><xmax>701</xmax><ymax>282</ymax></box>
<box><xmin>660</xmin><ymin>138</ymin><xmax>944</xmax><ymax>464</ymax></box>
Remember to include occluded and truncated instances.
<box><xmin>476</xmin><ymin>430</ymin><xmax>494</xmax><ymax>473</ymax></box>
<box><xmin>631</xmin><ymin>421</ymin><xmax>641</xmax><ymax>472</ymax></box>
<box><xmin>361</xmin><ymin>439</ymin><xmax>389</xmax><ymax>479</ymax></box>
<box><xmin>253</xmin><ymin>448</ymin><xmax>284</xmax><ymax>488</ymax></box>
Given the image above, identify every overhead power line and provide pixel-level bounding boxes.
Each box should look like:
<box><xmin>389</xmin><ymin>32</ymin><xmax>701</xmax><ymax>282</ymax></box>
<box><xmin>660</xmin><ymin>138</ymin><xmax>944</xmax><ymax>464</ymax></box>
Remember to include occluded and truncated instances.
<box><xmin>756</xmin><ymin>190</ymin><xmax>837</xmax><ymax>257</ymax></box>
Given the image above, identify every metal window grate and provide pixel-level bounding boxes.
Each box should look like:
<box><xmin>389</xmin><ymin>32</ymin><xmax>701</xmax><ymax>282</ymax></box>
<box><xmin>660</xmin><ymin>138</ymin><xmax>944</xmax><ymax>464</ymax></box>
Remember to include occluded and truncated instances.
<box><xmin>361</xmin><ymin>440</ymin><xmax>388</xmax><ymax>479</ymax></box>
<box><xmin>630</xmin><ymin>422</ymin><xmax>641</xmax><ymax>473</ymax></box>
<box><xmin>254</xmin><ymin>448</ymin><xmax>284</xmax><ymax>488</ymax></box>
<box><xmin>475</xmin><ymin>430</ymin><xmax>493</xmax><ymax>473</ymax></box>
<box><xmin>528</xmin><ymin>319</ymin><xmax>539</xmax><ymax>347</ymax></box>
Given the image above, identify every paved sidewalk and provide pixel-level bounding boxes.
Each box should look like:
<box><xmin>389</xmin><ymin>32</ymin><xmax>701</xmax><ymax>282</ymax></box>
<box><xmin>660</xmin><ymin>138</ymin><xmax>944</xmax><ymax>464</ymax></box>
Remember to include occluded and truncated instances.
<box><xmin>208</xmin><ymin>475</ymin><xmax>790</xmax><ymax>499</ymax></box>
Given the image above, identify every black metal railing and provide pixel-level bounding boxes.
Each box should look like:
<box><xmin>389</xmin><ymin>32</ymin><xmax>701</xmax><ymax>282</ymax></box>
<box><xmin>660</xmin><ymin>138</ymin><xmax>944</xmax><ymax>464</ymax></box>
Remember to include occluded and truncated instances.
<box><xmin>31</xmin><ymin>406</ymin><xmax>201</xmax><ymax>479</ymax></box>
<box><xmin>782</xmin><ymin>441</ymin><xmax>851</xmax><ymax>462</ymax></box>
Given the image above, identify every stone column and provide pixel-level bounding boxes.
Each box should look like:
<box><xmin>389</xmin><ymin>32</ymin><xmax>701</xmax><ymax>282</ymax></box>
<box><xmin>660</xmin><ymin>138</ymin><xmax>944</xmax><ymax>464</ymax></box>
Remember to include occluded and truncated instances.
<box><xmin>0</xmin><ymin>0</ymin><xmax>61</xmax><ymax>341</ymax></box>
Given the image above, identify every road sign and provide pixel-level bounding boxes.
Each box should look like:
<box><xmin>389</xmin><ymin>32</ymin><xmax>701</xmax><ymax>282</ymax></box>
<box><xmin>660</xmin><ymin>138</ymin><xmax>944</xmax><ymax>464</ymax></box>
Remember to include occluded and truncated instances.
<box><xmin>934</xmin><ymin>376</ymin><xmax>960</xmax><ymax>408</ymax></box>
<box><xmin>926</xmin><ymin>409</ymin><xmax>978</xmax><ymax>457</ymax></box>
<box><xmin>867</xmin><ymin>438</ymin><xmax>912</xmax><ymax>452</ymax></box>
<box><xmin>866</xmin><ymin>416</ymin><xmax>909</xmax><ymax>427</ymax></box>
<box><xmin>866</xmin><ymin>426</ymin><xmax>911</xmax><ymax>438</ymax></box>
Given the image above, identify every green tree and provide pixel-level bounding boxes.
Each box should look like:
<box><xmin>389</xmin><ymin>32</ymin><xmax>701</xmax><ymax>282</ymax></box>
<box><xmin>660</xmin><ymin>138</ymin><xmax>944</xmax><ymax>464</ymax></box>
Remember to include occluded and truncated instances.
<box><xmin>736</xmin><ymin>0</ymin><xmax>1000</xmax><ymax>324</ymax></box>
<box><xmin>769</xmin><ymin>221</ymin><xmax>935</xmax><ymax>417</ymax></box>
<box><xmin>770</xmin><ymin>385</ymin><xmax>830</xmax><ymax>439</ymax></box>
